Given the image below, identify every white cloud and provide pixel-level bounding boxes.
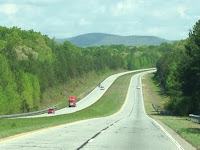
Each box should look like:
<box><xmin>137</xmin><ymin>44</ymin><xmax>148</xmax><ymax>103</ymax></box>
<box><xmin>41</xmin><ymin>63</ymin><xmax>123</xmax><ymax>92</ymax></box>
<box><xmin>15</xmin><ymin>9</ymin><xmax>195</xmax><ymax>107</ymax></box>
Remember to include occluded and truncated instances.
<box><xmin>177</xmin><ymin>6</ymin><xmax>188</xmax><ymax>18</ymax></box>
<box><xmin>111</xmin><ymin>0</ymin><xmax>137</xmax><ymax>16</ymax></box>
<box><xmin>79</xmin><ymin>18</ymin><xmax>90</xmax><ymax>26</ymax></box>
<box><xmin>0</xmin><ymin>4</ymin><xmax>18</xmax><ymax>15</ymax></box>
<box><xmin>22</xmin><ymin>4</ymin><xmax>43</xmax><ymax>16</ymax></box>
<box><xmin>147</xmin><ymin>27</ymin><xmax>165</xmax><ymax>35</ymax></box>
<box><xmin>153</xmin><ymin>10</ymin><xmax>165</xmax><ymax>17</ymax></box>
<box><xmin>93</xmin><ymin>6</ymin><xmax>106</xmax><ymax>14</ymax></box>
<box><xmin>10</xmin><ymin>0</ymin><xmax>65</xmax><ymax>6</ymax></box>
<box><xmin>0</xmin><ymin>0</ymin><xmax>199</xmax><ymax>40</ymax></box>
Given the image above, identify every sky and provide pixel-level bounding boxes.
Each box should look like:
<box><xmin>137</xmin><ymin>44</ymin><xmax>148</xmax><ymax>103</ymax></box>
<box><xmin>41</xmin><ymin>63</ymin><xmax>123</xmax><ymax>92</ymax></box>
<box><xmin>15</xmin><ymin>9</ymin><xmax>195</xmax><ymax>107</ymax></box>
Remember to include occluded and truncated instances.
<box><xmin>0</xmin><ymin>0</ymin><xmax>200</xmax><ymax>40</ymax></box>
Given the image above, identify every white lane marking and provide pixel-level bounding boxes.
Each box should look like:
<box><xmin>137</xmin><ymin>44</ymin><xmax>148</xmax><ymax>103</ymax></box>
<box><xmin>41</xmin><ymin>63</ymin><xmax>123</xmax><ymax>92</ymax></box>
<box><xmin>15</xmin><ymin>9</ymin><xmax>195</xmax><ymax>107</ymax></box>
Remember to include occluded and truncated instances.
<box><xmin>0</xmin><ymin>70</ymin><xmax>156</xmax><ymax>145</ymax></box>
<box><xmin>139</xmin><ymin>72</ymin><xmax>184</xmax><ymax>150</ymax></box>
<box><xmin>19</xmin><ymin>68</ymin><xmax>155</xmax><ymax>119</ymax></box>
<box><xmin>0</xmin><ymin>72</ymin><xmax>139</xmax><ymax>144</ymax></box>
<box><xmin>0</xmin><ymin>119</ymin><xmax>88</xmax><ymax>144</ymax></box>
<box><xmin>108</xmin><ymin>72</ymin><xmax>136</xmax><ymax>118</ymax></box>
<box><xmin>88</xmin><ymin>139</ymin><xmax>94</xmax><ymax>143</ymax></box>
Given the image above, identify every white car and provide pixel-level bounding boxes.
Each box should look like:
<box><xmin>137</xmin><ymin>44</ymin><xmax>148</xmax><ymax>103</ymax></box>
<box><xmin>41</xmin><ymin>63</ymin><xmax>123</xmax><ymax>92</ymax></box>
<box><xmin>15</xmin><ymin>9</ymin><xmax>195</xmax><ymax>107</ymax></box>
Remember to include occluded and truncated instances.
<box><xmin>136</xmin><ymin>86</ymin><xmax>140</xmax><ymax>89</ymax></box>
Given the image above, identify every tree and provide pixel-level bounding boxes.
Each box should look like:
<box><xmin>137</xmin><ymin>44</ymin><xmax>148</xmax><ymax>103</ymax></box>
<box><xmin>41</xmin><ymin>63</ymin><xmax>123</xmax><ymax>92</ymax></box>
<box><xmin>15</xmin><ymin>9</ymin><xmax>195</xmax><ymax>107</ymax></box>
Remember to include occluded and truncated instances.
<box><xmin>181</xmin><ymin>20</ymin><xmax>200</xmax><ymax>114</ymax></box>
<box><xmin>0</xmin><ymin>54</ymin><xmax>20</xmax><ymax>114</ymax></box>
<box><xmin>155</xmin><ymin>20</ymin><xmax>200</xmax><ymax>115</ymax></box>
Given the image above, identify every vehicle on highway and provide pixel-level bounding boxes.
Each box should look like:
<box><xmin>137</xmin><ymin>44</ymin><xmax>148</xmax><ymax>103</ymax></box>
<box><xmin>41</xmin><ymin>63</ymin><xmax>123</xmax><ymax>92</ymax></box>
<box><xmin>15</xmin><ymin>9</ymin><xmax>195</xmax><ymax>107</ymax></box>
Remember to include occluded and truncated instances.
<box><xmin>136</xmin><ymin>86</ymin><xmax>140</xmax><ymax>89</ymax></box>
<box><xmin>69</xmin><ymin>96</ymin><xmax>76</xmax><ymax>107</ymax></box>
<box><xmin>100</xmin><ymin>86</ymin><xmax>105</xmax><ymax>90</ymax></box>
<box><xmin>48</xmin><ymin>108</ymin><xmax>55</xmax><ymax>114</ymax></box>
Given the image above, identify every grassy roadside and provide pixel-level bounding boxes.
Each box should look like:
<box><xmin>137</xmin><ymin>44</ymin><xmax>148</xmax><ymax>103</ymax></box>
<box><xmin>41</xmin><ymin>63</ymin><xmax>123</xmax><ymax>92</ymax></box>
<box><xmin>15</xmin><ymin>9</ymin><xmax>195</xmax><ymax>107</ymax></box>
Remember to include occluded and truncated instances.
<box><xmin>142</xmin><ymin>73</ymin><xmax>200</xmax><ymax>150</ymax></box>
<box><xmin>40</xmin><ymin>69</ymin><xmax>126</xmax><ymax>109</ymax></box>
<box><xmin>0</xmin><ymin>71</ymin><xmax>139</xmax><ymax>140</ymax></box>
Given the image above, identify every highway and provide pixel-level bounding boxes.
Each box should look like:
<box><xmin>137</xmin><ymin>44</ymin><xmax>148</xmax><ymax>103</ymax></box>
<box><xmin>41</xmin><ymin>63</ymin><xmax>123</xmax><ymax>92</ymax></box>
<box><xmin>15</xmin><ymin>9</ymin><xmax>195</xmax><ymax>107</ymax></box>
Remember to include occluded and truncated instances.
<box><xmin>0</xmin><ymin>71</ymin><xmax>183</xmax><ymax>150</ymax></box>
<box><xmin>19</xmin><ymin>68</ymin><xmax>155</xmax><ymax>118</ymax></box>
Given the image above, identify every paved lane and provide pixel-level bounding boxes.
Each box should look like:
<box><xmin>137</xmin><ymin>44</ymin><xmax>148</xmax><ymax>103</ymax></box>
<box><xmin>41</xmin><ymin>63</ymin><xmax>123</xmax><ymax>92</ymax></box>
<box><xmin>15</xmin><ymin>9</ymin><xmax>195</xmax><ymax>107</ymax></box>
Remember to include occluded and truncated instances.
<box><xmin>0</xmin><ymin>71</ymin><xmax>182</xmax><ymax>150</ymax></box>
<box><xmin>20</xmin><ymin>68</ymin><xmax>155</xmax><ymax>118</ymax></box>
<box><xmin>82</xmin><ymin>72</ymin><xmax>180</xmax><ymax>150</ymax></box>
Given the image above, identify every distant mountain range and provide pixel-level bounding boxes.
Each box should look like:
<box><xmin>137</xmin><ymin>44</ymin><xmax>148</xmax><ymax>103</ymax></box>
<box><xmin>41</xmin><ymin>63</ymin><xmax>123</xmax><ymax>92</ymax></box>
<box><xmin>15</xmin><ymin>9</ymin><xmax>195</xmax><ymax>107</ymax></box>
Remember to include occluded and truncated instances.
<box><xmin>55</xmin><ymin>33</ymin><xmax>173</xmax><ymax>47</ymax></box>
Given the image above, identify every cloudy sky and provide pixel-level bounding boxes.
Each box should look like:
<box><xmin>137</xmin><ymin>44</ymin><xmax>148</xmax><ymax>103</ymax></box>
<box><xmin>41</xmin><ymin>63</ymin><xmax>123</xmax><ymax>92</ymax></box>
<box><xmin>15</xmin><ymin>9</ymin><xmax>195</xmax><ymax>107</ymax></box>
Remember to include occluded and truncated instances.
<box><xmin>0</xmin><ymin>0</ymin><xmax>200</xmax><ymax>40</ymax></box>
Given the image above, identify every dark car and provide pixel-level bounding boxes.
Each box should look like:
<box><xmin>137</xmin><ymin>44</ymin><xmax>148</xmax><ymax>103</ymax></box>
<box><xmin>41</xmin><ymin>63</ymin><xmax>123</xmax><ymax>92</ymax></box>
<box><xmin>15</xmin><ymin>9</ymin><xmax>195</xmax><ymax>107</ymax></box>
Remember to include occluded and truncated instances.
<box><xmin>48</xmin><ymin>108</ymin><xmax>55</xmax><ymax>114</ymax></box>
<box><xmin>100</xmin><ymin>86</ymin><xmax>105</xmax><ymax>90</ymax></box>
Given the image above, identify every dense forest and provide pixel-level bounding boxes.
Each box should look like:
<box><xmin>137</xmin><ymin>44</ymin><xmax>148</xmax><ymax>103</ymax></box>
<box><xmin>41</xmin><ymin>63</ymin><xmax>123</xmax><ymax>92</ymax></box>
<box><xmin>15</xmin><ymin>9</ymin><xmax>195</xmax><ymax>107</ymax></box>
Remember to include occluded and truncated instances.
<box><xmin>2</xmin><ymin>20</ymin><xmax>199</xmax><ymax>116</ymax></box>
<box><xmin>0</xmin><ymin>26</ymin><xmax>165</xmax><ymax>115</ymax></box>
<box><xmin>155</xmin><ymin>20</ymin><xmax>200</xmax><ymax>115</ymax></box>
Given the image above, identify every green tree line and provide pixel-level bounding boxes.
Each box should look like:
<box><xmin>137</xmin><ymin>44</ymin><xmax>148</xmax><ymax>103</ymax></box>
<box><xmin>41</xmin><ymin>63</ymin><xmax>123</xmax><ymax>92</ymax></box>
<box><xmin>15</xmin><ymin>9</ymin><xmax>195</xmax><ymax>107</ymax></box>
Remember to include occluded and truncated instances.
<box><xmin>155</xmin><ymin>20</ymin><xmax>200</xmax><ymax>115</ymax></box>
<box><xmin>0</xmin><ymin>26</ymin><xmax>164</xmax><ymax>115</ymax></box>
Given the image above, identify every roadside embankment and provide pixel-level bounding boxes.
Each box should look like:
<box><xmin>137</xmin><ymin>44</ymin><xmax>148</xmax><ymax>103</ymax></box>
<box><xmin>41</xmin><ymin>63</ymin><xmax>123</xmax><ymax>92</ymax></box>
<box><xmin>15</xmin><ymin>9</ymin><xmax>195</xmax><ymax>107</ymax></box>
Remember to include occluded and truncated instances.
<box><xmin>142</xmin><ymin>73</ymin><xmax>199</xmax><ymax>150</ymax></box>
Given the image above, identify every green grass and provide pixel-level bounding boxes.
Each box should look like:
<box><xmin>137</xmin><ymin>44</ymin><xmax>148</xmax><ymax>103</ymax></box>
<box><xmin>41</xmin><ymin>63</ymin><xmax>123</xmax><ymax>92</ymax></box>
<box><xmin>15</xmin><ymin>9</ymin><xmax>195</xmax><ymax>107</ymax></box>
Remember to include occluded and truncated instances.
<box><xmin>142</xmin><ymin>73</ymin><xmax>200</xmax><ymax>150</ymax></box>
<box><xmin>41</xmin><ymin>69</ymin><xmax>125</xmax><ymax>109</ymax></box>
<box><xmin>142</xmin><ymin>73</ymin><xmax>169</xmax><ymax>115</ymax></box>
<box><xmin>0</xmin><ymin>71</ymin><xmax>138</xmax><ymax>139</ymax></box>
<box><xmin>161</xmin><ymin>117</ymin><xmax>200</xmax><ymax>145</ymax></box>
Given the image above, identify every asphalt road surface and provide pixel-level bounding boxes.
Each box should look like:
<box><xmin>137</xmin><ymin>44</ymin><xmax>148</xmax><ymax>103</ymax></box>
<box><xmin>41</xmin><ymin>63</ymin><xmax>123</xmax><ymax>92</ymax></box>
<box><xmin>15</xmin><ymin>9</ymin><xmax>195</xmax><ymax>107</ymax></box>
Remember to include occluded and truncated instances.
<box><xmin>20</xmin><ymin>68</ymin><xmax>155</xmax><ymax>118</ymax></box>
<box><xmin>0</xmin><ymin>71</ymin><xmax>184</xmax><ymax>150</ymax></box>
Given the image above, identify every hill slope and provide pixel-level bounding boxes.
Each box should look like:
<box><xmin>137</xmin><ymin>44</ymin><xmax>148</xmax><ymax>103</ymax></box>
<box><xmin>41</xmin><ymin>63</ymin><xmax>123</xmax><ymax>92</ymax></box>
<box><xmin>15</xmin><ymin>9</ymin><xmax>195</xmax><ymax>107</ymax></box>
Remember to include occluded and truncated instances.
<box><xmin>55</xmin><ymin>33</ymin><xmax>172</xmax><ymax>47</ymax></box>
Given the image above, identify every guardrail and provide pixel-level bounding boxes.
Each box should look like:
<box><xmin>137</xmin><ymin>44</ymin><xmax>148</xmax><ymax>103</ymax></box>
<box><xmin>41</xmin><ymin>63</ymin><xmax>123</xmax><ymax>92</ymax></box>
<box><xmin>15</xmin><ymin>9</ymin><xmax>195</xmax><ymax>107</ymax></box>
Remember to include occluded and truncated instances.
<box><xmin>189</xmin><ymin>114</ymin><xmax>200</xmax><ymax>124</ymax></box>
<box><xmin>0</xmin><ymin>106</ymin><xmax>58</xmax><ymax>119</ymax></box>
<box><xmin>152</xmin><ymin>103</ymin><xmax>159</xmax><ymax>112</ymax></box>
<box><xmin>152</xmin><ymin>104</ymin><xmax>200</xmax><ymax>123</ymax></box>
<box><xmin>152</xmin><ymin>103</ymin><xmax>170</xmax><ymax>115</ymax></box>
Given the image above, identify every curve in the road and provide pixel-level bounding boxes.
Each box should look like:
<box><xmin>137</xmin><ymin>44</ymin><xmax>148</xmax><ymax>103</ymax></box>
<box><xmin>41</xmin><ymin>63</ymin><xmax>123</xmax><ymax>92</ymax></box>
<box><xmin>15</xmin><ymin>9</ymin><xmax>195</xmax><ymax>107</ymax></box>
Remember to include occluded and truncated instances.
<box><xmin>20</xmin><ymin>68</ymin><xmax>155</xmax><ymax>118</ymax></box>
<box><xmin>0</xmin><ymin>70</ymin><xmax>191</xmax><ymax>150</ymax></box>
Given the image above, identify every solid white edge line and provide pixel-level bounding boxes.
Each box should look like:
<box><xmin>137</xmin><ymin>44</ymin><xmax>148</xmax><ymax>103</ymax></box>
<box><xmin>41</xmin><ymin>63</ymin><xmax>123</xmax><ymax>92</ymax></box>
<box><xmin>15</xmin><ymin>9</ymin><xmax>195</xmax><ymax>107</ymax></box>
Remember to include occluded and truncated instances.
<box><xmin>139</xmin><ymin>72</ymin><xmax>184</xmax><ymax>150</ymax></box>
<box><xmin>0</xmin><ymin>69</ymin><xmax>149</xmax><ymax>144</ymax></box>
<box><xmin>0</xmin><ymin>69</ymin><xmax>156</xmax><ymax>145</ymax></box>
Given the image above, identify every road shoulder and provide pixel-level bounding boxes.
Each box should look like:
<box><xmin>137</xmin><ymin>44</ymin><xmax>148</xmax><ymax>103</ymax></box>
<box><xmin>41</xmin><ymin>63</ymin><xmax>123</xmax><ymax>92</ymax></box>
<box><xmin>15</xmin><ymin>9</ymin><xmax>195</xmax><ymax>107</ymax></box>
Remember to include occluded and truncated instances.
<box><xmin>154</xmin><ymin>118</ymin><xmax>196</xmax><ymax>150</ymax></box>
<box><xmin>142</xmin><ymin>73</ymin><xmax>197</xmax><ymax>150</ymax></box>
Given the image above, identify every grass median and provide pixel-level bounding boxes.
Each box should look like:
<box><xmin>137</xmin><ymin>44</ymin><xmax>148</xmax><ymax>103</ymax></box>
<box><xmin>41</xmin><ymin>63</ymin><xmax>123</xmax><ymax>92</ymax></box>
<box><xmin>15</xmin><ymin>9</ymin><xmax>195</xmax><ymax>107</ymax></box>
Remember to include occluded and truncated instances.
<box><xmin>0</xmin><ymin>71</ymin><xmax>140</xmax><ymax>140</ymax></box>
<box><xmin>142</xmin><ymin>73</ymin><xmax>200</xmax><ymax>150</ymax></box>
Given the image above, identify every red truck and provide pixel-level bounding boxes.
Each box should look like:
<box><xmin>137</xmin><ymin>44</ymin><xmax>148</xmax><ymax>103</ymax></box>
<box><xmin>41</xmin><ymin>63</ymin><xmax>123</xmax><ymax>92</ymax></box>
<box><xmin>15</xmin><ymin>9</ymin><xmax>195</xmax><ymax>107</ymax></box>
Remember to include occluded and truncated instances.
<box><xmin>69</xmin><ymin>96</ymin><xmax>76</xmax><ymax>107</ymax></box>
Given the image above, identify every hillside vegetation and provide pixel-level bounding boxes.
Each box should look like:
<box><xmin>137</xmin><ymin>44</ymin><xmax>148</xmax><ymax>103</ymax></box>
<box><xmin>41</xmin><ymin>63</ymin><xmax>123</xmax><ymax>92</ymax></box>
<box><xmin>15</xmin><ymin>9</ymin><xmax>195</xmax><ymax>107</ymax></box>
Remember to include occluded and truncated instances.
<box><xmin>155</xmin><ymin>20</ymin><xmax>200</xmax><ymax>115</ymax></box>
<box><xmin>55</xmin><ymin>33</ymin><xmax>172</xmax><ymax>47</ymax></box>
<box><xmin>1</xmin><ymin>19</ymin><xmax>199</xmax><ymax>116</ymax></box>
<box><xmin>0</xmin><ymin>27</ymin><xmax>167</xmax><ymax>115</ymax></box>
